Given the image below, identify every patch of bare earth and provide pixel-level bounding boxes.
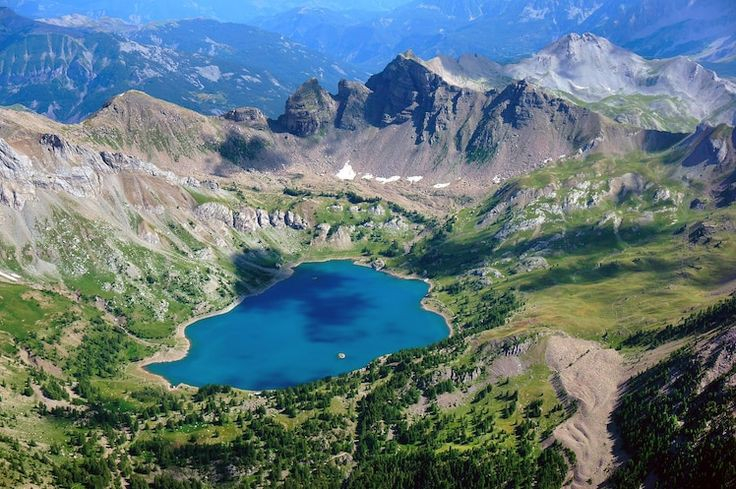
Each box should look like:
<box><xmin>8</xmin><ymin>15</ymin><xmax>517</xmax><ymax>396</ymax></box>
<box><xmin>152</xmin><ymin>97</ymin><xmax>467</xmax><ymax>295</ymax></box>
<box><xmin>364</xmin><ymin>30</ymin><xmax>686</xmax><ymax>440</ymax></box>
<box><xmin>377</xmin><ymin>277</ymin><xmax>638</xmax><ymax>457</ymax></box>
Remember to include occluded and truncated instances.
<box><xmin>545</xmin><ymin>334</ymin><xmax>625</xmax><ymax>489</ymax></box>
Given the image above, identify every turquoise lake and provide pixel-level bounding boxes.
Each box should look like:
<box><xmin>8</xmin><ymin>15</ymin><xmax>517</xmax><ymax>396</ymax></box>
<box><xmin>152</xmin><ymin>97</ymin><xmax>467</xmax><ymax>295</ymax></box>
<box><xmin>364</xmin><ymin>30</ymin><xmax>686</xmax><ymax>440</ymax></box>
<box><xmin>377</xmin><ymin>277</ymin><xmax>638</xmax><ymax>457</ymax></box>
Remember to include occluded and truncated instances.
<box><xmin>147</xmin><ymin>260</ymin><xmax>449</xmax><ymax>390</ymax></box>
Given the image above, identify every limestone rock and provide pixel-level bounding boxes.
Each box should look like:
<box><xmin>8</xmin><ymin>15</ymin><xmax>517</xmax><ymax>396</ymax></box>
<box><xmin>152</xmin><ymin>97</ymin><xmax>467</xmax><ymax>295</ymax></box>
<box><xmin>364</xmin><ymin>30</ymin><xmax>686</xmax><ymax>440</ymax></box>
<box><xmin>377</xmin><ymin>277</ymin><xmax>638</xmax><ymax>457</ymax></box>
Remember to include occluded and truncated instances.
<box><xmin>194</xmin><ymin>202</ymin><xmax>233</xmax><ymax>226</ymax></box>
<box><xmin>233</xmin><ymin>207</ymin><xmax>259</xmax><ymax>232</ymax></box>
<box><xmin>328</xmin><ymin>226</ymin><xmax>353</xmax><ymax>249</ymax></box>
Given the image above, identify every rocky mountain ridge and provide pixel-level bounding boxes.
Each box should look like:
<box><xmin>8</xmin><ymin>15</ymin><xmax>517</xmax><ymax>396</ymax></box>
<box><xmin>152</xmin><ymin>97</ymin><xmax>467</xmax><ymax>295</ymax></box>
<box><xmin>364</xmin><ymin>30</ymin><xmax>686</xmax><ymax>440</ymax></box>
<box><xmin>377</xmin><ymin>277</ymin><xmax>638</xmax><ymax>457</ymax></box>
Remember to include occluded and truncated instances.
<box><xmin>422</xmin><ymin>33</ymin><xmax>736</xmax><ymax>132</ymax></box>
<box><xmin>2</xmin><ymin>42</ymin><xmax>729</xmax><ymax>210</ymax></box>
<box><xmin>263</xmin><ymin>51</ymin><xmax>681</xmax><ymax>184</ymax></box>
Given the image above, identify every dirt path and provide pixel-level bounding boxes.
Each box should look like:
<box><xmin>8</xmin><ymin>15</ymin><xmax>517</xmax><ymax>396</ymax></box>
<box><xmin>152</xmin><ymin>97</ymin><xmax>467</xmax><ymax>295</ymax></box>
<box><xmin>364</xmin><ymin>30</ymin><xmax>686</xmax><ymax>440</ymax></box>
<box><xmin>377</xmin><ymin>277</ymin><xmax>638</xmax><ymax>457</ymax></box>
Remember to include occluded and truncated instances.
<box><xmin>545</xmin><ymin>334</ymin><xmax>626</xmax><ymax>488</ymax></box>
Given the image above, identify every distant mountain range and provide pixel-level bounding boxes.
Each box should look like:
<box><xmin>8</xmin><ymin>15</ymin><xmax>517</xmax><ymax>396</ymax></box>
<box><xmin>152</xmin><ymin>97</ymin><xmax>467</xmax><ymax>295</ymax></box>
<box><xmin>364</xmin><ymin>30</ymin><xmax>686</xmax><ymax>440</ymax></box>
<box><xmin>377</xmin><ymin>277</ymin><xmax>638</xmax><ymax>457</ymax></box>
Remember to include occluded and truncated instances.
<box><xmin>6</xmin><ymin>1</ymin><xmax>735</xmax><ymax>79</ymax></box>
<box><xmin>255</xmin><ymin>0</ymin><xmax>736</xmax><ymax>76</ymax></box>
<box><xmin>0</xmin><ymin>8</ymin><xmax>361</xmax><ymax>122</ymax></box>
<box><xmin>0</xmin><ymin>0</ymin><xmax>409</xmax><ymax>23</ymax></box>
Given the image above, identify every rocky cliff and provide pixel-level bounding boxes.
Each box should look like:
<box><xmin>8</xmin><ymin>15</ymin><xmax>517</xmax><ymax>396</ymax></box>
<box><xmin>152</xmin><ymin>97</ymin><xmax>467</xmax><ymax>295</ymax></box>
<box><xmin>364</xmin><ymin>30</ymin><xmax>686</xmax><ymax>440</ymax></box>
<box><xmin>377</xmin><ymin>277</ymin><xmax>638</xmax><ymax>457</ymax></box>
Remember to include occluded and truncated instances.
<box><xmin>277</xmin><ymin>78</ymin><xmax>339</xmax><ymax>137</ymax></box>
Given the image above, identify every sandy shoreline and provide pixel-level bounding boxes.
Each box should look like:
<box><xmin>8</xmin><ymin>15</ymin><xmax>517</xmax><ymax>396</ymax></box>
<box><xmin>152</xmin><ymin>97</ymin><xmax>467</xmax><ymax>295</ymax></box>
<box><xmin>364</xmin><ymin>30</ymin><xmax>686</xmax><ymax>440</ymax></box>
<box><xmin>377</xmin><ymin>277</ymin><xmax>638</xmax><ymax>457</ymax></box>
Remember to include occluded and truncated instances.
<box><xmin>136</xmin><ymin>256</ymin><xmax>454</xmax><ymax>388</ymax></box>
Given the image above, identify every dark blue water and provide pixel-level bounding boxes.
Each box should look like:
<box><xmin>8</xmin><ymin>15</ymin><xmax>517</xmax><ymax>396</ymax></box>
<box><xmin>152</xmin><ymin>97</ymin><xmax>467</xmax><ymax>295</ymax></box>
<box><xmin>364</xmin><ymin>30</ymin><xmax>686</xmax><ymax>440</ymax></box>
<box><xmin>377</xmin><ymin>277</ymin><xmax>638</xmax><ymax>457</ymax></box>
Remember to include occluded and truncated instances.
<box><xmin>147</xmin><ymin>261</ymin><xmax>448</xmax><ymax>390</ymax></box>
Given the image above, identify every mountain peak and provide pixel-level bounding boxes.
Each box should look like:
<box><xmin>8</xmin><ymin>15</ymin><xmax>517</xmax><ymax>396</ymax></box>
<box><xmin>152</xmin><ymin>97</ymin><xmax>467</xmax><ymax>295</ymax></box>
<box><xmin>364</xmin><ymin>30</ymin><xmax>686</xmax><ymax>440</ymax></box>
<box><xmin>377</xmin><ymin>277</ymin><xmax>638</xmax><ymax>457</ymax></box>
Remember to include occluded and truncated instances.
<box><xmin>399</xmin><ymin>48</ymin><xmax>419</xmax><ymax>60</ymax></box>
<box><xmin>95</xmin><ymin>90</ymin><xmax>200</xmax><ymax>119</ymax></box>
<box><xmin>541</xmin><ymin>32</ymin><xmax>621</xmax><ymax>60</ymax></box>
<box><xmin>278</xmin><ymin>77</ymin><xmax>338</xmax><ymax>137</ymax></box>
<box><xmin>364</xmin><ymin>52</ymin><xmax>449</xmax><ymax>127</ymax></box>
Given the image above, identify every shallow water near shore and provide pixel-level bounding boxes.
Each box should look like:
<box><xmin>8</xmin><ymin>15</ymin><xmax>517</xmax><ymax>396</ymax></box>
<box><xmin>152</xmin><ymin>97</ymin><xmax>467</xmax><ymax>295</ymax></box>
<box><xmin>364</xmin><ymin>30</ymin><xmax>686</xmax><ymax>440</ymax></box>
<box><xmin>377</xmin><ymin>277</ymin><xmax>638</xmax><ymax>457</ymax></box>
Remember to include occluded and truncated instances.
<box><xmin>147</xmin><ymin>261</ymin><xmax>449</xmax><ymax>390</ymax></box>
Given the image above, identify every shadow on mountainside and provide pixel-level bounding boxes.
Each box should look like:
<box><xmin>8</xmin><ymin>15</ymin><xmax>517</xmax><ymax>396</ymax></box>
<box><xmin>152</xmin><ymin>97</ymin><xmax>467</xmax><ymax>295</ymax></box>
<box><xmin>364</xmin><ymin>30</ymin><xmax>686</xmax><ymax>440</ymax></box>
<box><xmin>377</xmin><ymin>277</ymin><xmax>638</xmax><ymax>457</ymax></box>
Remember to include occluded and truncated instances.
<box><xmin>212</xmin><ymin>130</ymin><xmax>291</xmax><ymax>176</ymax></box>
<box><xmin>231</xmin><ymin>248</ymin><xmax>287</xmax><ymax>298</ymax></box>
<box><xmin>411</xmin><ymin>220</ymin><xmax>688</xmax><ymax>291</ymax></box>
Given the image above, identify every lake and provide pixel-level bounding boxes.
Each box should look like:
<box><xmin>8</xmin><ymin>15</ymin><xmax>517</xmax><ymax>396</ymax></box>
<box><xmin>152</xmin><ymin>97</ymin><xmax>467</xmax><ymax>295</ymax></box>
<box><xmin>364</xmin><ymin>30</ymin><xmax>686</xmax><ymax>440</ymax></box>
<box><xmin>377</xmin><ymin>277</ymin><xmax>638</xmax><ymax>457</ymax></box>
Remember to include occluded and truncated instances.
<box><xmin>146</xmin><ymin>260</ymin><xmax>449</xmax><ymax>390</ymax></box>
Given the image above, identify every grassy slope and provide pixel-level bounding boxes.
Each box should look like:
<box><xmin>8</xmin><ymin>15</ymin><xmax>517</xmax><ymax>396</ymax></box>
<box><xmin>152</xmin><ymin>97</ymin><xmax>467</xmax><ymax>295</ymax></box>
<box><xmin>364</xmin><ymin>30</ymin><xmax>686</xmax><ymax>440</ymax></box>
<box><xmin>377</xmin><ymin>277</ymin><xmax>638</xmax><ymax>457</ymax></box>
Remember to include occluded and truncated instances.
<box><xmin>409</xmin><ymin>152</ymin><xmax>735</xmax><ymax>347</ymax></box>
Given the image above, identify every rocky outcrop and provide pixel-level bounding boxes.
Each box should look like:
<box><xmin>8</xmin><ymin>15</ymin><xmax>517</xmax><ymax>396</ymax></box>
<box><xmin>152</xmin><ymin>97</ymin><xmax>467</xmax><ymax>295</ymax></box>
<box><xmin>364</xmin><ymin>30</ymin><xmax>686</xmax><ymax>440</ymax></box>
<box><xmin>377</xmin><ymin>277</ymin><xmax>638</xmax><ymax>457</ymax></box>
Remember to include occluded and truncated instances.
<box><xmin>196</xmin><ymin>203</ymin><xmax>309</xmax><ymax>232</ymax></box>
<box><xmin>513</xmin><ymin>256</ymin><xmax>550</xmax><ymax>273</ymax></box>
<box><xmin>327</xmin><ymin>225</ymin><xmax>353</xmax><ymax>249</ymax></box>
<box><xmin>284</xmin><ymin>210</ymin><xmax>307</xmax><ymax>229</ymax></box>
<box><xmin>222</xmin><ymin>107</ymin><xmax>269</xmax><ymax>130</ymax></box>
<box><xmin>608</xmin><ymin>173</ymin><xmax>646</xmax><ymax>203</ymax></box>
<box><xmin>314</xmin><ymin>223</ymin><xmax>331</xmax><ymax>242</ymax></box>
<box><xmin>0</xmin><ymin>138</ymin><xmax>35</xmax><ymax>210</ymax></box>
<box><xmin>687</xmin><ymin>221</ymin><xmax>714</xmax><ymax>246</ymax></box>
<box><xmin>1</xmin><ymin>135</ymin><xmax>104</xmax><ymax>208</ymax></box>
<box><xmin>279</xmin><ymin>78</ymin><xmax>338</xmax><ymax>137</ymax></box>
<box><xmin>194</xmin><ymin>203</ymin><xmax>233</xmax><ymax>226</ymax></box>
<box><xmin>100</xmin><ymin>151</ymin><xmax>185</xmax><ymax>187</ymax></box>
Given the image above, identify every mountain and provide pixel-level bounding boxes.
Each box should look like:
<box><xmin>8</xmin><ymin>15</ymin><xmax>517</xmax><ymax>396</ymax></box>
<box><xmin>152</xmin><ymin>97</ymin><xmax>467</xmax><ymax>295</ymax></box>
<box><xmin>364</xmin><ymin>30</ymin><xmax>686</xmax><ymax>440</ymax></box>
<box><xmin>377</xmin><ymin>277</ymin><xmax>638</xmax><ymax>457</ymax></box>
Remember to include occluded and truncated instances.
<box><xmin>0</xmin><ymin>8</ymin><xmax>360</xmax><ymax>122</ymax></box>
<box><xmin>256</xmin><ymin>0</ymin><xmax>736</xmax><ymax>77</ymax></box>
<box><xmin>581</xmin><ymin>0</ymin><xmax>736</xmax><ymax>61</ymax></box>
<box><xmin>402</xmin><ymin>34</ymin><xmax>736</xmax><ymax>133</ymax></box>
<box><xmin>0</xmin><ymin>50</ymin><xmax>683</xmax><ymax>196</ymax></box>
<box><xmin>505</xmin><ymin>33</ymin><xmax>736</xmax><ymax>132</ymax></box>
<box><xmin>265</xmin><ymin>52</ymin><xmax>681</xmax><ymax>185</ymax></box>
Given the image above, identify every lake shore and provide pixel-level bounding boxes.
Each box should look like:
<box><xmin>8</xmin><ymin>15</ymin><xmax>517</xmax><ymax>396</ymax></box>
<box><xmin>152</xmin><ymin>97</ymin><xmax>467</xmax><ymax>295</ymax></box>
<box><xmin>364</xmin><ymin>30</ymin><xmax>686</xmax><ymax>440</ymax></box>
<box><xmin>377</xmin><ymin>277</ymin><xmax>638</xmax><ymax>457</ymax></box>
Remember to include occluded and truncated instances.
<box><xmin>136</xmin><ymin>255</ymin><xmax>454</xmax><ymax>388</ymax></box>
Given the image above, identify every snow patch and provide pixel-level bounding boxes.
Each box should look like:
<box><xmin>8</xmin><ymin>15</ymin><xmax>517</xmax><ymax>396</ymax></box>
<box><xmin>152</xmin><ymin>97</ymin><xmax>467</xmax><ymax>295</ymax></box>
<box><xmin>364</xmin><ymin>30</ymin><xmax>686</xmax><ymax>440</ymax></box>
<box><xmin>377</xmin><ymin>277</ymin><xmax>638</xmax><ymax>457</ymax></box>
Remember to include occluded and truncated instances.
<box><xmin>406</xmin><ymin>176</ymin><xmax>423</xmax><ymax>184</ymax></box>
<box><xmin>361</xmin><ymin>173</ymin><xmax>374</xmax><ymax>180</ymax></box>
<box><xmin>375</xmin><ymin>176</ymin><xmax>401</xmax><ymax>184</ymax></box>
<box><xmin>433</xmin><ymin>182</ymin><xmax>450</xmax><ymax>189</ymax></box>
<box><xmin>335</xmin><ymin>161</ymin><xmax>356</xmax><ymax>180</ymax></box>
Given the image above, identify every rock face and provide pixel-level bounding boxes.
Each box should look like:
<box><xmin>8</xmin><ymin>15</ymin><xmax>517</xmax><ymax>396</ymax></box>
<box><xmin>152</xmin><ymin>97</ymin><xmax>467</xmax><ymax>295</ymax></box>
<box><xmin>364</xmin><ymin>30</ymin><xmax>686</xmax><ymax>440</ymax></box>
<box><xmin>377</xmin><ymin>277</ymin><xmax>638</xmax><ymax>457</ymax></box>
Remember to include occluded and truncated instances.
<box><xmin>364</xmin><ymin>52</ymin><xmax>447</xmax><ymax>126</ymax></box>
<box><xmin>466</xmin><ymin>80</ymin><xmax>603</xmax><ymax>163</ymax></box>
<box><xmin>222</xmin><ymin>107</ymin><xmax>269</xmax><ymax>129</ymax></box>
<box><xmin>678</xmin><ymin>124</ymin><xmax>736</xmax><ymax>207</ymax></box>
<box><xmin>334</xmin><ymin>80</ymin><xmax>371</xmax><ymax>131</ymax></box>
<box><xmin>0</xmin><ymin>131</ymin><xmax>202</xmax><ymax>211</ymax></box>
<box><xmin>194</xmin><ymin>203</ymin><xmax>233</xmax><ymax>226</ymax></box>
<box><xmin>0</xmin><ymin>138</ymin><xmax>35</xmax><ymax>209</ymax></box>
<box><xmin>327</xmin><ymin>225</ymin><xmax>353</xmax><ymax>249</ymax></box>
<box><xmin>364</xmin><ymin>52</ymin><xmax>473</xmax><ymax>143</ymax></box>
<box><xmin>278</xmin><ymin>78</ymin><xmax>338</xmax><ymax>137</ymax></box>
<box><xmin>196</xmin><ymin>203</ymin><xmax>309</xmax><ymax>232</ymax></box>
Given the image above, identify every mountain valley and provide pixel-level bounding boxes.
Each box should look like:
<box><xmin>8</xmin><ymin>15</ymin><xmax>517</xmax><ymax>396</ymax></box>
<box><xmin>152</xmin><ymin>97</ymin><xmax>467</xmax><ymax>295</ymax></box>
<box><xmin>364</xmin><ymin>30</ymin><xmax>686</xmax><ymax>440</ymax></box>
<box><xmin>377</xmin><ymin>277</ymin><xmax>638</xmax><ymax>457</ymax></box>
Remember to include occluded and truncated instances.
<box><xmin>0</xmin><ymin>2</ymin><xmax>734</xmax><ymax>489</ymax></box>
